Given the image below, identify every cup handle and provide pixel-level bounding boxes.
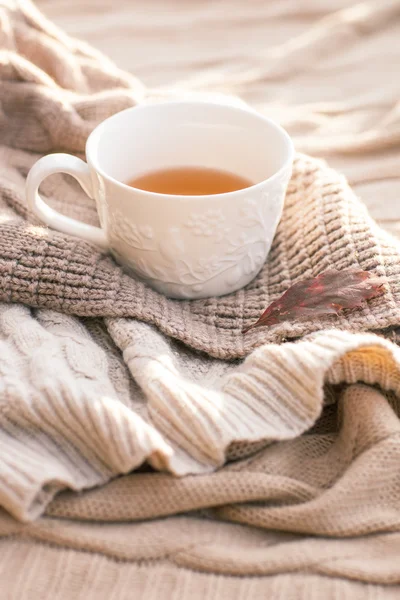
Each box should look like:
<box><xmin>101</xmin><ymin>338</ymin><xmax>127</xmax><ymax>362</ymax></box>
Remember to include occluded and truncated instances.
<box><xmin>26</xmin><ymin>153</ymin><xmax>108</xmax><ymax>249</ymax></box>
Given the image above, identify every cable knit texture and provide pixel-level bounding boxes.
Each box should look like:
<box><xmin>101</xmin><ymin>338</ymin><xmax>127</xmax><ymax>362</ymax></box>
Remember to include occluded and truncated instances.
<box><xmin>2</xmin><ymin>1</ymin><xmax>400</xmax><ymax>598</ymax></box>
<box><xmin>2</xmin><ymin>3</ymin><xmax>400</xmax><ymax>359</ymax></box>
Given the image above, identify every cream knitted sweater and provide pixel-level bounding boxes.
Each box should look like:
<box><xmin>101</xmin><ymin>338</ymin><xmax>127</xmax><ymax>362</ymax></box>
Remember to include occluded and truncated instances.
<box><xmin>2</xmin><ymin>1</ymin><xmax>400</xmax><ymax>598</ymax></box>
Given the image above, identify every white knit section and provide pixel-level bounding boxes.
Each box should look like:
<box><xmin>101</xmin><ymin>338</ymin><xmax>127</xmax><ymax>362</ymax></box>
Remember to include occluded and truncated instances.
<box><xmin>2</xmin><ymin>293</ymin><xmax>400</xmax><ymax>521</ymax></box>
<box><xmin>0</xmin><ymin>305</ymin><xmax>171</xmax><ymax>521</ymax></box>
<box><xmin>107</xmin><ymin>319</ymin><xmax>400</xmax><ymax>478</ymax></box>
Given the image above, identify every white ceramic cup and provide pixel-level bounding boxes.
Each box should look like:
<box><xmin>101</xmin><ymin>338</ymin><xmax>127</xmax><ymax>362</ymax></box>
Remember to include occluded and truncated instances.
<box><xmin>26</xmin><ymin>101</ymin><xmax>294</xmax><ymax>299</ymax></box>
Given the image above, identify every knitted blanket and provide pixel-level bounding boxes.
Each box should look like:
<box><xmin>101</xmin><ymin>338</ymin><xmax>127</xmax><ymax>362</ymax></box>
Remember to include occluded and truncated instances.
<box><xmin>3</xmin><ymin>3</ymin><xmax>400</xmax><ymax>359</ymax></box>
<box><xmin>2</xmin><ymin>1</ymin><xmax>400</xmax><ymax>598</ymax></box>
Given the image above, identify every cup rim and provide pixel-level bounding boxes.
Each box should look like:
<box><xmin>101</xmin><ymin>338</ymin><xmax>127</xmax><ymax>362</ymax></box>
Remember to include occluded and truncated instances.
<box><xmin>86</xmin><ymin>100</ymin><xmax>295</xmax><ymax>200</ymax></box>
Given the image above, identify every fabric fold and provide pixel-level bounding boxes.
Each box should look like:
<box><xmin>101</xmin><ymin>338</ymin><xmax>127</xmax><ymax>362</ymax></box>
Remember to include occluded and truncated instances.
<box><xmin>2</xmin><ymin>305</ymin><xmax>400</xmax><ymax>521</ymax></box>
<box><xmin>1</xmin><ymin>1</ymin><xmax>400</xmax><ymax>359</ymax></box>
<box><xmin>2</xmin><ymin>0</ymin><xmax>400</xmax><ymax>597</ymax></box>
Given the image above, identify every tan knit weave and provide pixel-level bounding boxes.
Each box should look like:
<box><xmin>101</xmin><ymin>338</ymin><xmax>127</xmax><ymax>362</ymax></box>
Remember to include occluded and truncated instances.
<box><xmin>2</xmin><ymin>1</ymin><xmax>400</xmax><ymax>598</ymax></box>
<box><xmin>2</xmin><ymin>383</ymin><xmax>400</xmax><ymax>597</ymax></box>
<box><xmin>2</xmin><ymin>2</ymin><xmax>400</xmax><ymax>359</ymax></box>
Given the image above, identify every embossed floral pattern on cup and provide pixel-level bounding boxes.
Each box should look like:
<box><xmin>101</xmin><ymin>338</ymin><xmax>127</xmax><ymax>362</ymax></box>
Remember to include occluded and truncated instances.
<box><xmin>110</xmin><ymin>191</ymin><xmax>280</xmax><ymax>298</ymax></box>
<box><xmin>110</xmin><ymin>209</ymin><xmax>156</xmax><ymax>250</ymax></box>
<box><xmin>185</xmin><ymin>209</ymin><xmax>230</xmax><ymax>243</ymax></box>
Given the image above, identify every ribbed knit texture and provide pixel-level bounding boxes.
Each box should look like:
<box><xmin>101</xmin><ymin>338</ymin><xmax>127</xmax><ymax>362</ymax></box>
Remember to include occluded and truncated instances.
<box><xmin>2</xmin><ymin>1</ymin><xmax>400</xmax><ymax>598</ymax></box>
<box><xmin>2</xmin><ymin>2</ymin><xmax>400</xmax><ymax>359</ymax></box>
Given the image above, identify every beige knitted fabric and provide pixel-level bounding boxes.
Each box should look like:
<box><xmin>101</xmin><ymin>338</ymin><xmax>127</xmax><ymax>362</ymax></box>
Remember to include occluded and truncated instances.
<box><xmin>4</xmin><ymin>300</ymin><xmax>400</xmax><ymax>521</ymax></box>
<box><xmin>2</xmin><ymin>2</ymin><xmax>400</xmax><ymax>359</ymax></box>
<box><xmin>2</xmin><ymin>519</ymin><xmax>400</xmax><ymax>599</ymax></box>
<box><xmin>1</xmin><ymin>0</ymin><xmax>400</xmax><ymax>513</ymax></box>
<box><xmin>2</xmin><ymin>1</ymin><xmax>400</xmax><ymax>597</ymax></box>
<box><xmin>2</xmin><ymin>383</ymin><xmax>400</xmax><ymax>597</ymax></box>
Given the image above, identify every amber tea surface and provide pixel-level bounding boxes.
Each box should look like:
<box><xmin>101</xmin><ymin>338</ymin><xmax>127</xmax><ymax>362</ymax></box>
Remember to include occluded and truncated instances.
<box><xmin>127</xmin><ymin>166</ymin><xmax>252</xmax><ymax>196</ymax></box>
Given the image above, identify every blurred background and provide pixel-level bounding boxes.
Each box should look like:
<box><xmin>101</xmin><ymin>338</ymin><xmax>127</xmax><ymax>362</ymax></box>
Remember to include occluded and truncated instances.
<box><xmin>37</xmin><ymin>0</ymin><xmax>400</xmax><ymax>236</ymax></box>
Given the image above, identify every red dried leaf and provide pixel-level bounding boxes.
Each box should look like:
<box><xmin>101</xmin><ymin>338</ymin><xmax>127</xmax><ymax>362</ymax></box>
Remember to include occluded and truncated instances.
<box><xmin>243</xmin><ymin>269</ymin><xmax>385</xmax><ymax>334</ymax></box>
